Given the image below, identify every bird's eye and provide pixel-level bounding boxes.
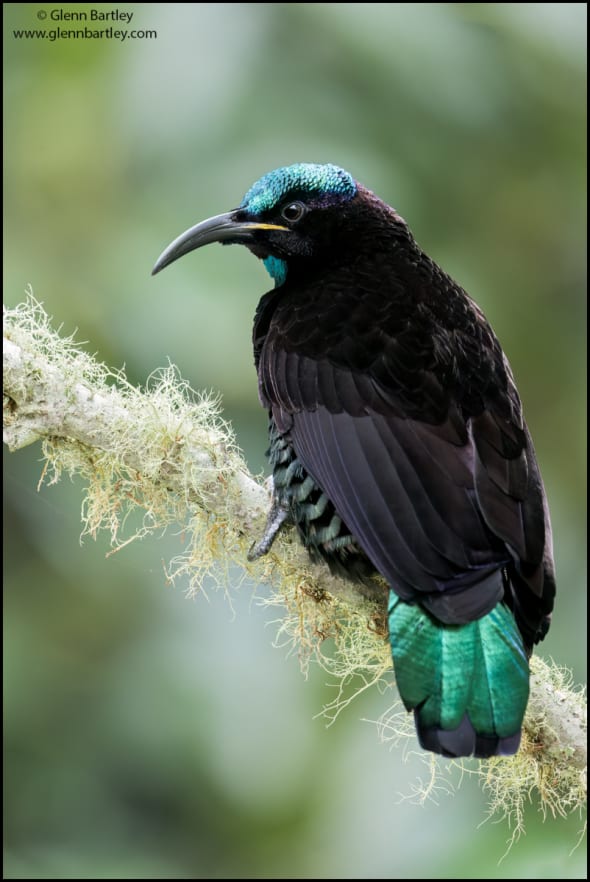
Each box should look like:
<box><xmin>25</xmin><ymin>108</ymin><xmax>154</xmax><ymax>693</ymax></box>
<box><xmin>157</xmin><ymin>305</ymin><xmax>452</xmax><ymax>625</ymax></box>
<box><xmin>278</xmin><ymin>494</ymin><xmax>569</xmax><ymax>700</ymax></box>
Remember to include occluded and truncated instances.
<box><xmin>281</xmin><ymin>201</ymin><xmax>307</xmax><ymax>223</ymax></box>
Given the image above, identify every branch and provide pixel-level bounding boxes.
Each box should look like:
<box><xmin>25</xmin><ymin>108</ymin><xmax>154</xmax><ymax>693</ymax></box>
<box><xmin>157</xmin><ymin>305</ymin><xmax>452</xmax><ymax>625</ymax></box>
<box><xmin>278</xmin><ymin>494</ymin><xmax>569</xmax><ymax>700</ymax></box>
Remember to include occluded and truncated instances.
<box><xmin>3</xmin><ymin>297</ymin><xmax>384</xmax><ymax>604</ymax></box>
<box><xmin>3</xmin><ymin>296</ymin><xmax>586</xmax><ymax>832</ymax></box>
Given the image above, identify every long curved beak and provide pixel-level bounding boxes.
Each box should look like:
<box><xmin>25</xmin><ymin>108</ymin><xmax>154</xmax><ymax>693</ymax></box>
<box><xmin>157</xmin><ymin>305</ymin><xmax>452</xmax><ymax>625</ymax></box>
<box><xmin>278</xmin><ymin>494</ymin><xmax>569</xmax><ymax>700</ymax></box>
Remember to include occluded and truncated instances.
<box><xmin>152</xmin><ymin>211</ymin><xmax>288</xmax><ymax>275</ymax></box>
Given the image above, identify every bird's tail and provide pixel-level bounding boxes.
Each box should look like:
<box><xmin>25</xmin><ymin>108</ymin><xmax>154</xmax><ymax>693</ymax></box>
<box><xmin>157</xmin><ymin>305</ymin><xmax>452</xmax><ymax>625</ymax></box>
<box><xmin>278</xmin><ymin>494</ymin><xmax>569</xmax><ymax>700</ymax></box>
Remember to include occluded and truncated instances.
<box><xmin>388</xmin><ymin>594</ymin><xmax>530</xmax><ymax>758</ymax></box>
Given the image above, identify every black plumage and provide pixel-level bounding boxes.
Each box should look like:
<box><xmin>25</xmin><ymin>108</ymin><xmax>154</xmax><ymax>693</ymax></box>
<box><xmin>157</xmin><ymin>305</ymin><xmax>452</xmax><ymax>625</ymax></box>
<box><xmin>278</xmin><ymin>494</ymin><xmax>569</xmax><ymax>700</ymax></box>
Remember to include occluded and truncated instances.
<box><xmin>153</xmin><ymin>163</ymin><xmax>556</xmax><ymax>758</ymax></box>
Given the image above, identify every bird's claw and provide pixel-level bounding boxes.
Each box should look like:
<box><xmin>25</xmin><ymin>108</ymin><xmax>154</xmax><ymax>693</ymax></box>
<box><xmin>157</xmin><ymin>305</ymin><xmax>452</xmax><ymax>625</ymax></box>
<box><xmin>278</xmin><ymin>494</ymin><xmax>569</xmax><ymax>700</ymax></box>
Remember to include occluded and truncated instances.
<box><xmin>247</xmin><ymin>497</ymin><xmax>290</xmax><ymax>561</ymax></box>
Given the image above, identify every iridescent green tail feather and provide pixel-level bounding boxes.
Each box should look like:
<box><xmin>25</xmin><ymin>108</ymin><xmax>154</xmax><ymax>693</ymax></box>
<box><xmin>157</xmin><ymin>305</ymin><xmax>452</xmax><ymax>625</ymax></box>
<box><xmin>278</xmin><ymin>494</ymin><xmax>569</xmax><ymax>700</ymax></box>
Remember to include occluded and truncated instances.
<box><xmin>388</xmin><ymin>595</ymin><xmax>530</xmax><ymax>758</ymax></box>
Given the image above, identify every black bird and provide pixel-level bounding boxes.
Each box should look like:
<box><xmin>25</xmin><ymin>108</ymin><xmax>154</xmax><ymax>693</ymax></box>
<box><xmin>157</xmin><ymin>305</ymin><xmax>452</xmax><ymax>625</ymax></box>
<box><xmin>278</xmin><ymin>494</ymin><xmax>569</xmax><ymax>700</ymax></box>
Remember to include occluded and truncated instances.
<box><xmin>153</xmin><ymin>163</ymin><xmax>556</xmax><ymax>758</ymax></box>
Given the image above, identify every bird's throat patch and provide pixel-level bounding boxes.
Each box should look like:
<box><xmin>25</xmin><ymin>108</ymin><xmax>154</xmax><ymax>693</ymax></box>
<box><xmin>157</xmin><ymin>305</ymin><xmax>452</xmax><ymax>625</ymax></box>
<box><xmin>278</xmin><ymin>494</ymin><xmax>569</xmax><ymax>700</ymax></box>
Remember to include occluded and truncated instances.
<box><xmin>263</xmin><ymin>255</ymin><xmax>288</xmax><ymax>286</ymax></box>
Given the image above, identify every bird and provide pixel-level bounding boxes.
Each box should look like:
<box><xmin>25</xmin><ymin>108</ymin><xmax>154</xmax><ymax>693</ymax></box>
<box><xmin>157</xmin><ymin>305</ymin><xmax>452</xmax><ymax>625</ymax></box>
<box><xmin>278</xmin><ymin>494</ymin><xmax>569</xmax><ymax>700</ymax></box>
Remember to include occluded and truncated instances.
<box><xmin>152</xmin><ymin>162</ymin><xmax>556</xmax><ymax>758</ymax></box>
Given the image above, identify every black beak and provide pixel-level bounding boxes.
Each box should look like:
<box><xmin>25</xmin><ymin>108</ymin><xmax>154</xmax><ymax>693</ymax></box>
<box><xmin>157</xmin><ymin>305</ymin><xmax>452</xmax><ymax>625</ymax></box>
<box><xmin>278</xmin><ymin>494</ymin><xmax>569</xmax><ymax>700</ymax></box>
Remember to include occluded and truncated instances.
<box><xmin>152</xmin><ymin>211</ymin><xmax>289</xmax><ymax>275</ymax></box>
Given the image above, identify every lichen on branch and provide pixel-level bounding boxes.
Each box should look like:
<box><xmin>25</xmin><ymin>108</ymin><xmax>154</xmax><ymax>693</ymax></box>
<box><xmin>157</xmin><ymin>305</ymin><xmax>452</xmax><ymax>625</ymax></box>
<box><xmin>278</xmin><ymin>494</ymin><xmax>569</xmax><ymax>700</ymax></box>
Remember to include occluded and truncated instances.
<box><xmin>3</xmin><ymin>294</ymin><xmax>586</xmax><ymax>837</ymax></box>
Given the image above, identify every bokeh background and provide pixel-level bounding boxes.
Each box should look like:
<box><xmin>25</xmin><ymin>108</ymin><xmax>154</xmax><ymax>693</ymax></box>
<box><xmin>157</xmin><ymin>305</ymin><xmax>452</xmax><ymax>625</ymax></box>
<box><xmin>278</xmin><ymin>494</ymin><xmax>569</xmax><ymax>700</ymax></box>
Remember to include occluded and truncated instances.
<box><xmin>3</xmin><ymin>3</ymin><xmax>587</xmax><ymax>879</ymax></box>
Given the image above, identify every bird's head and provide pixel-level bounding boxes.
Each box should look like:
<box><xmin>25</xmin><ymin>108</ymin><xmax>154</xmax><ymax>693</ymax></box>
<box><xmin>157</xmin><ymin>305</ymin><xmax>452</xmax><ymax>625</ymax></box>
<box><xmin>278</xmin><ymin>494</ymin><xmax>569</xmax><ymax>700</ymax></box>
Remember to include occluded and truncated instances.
<box><xmin>152</xmin><ymin>163</ymin><xmax>405</xmax><ymax>286</ymax></box>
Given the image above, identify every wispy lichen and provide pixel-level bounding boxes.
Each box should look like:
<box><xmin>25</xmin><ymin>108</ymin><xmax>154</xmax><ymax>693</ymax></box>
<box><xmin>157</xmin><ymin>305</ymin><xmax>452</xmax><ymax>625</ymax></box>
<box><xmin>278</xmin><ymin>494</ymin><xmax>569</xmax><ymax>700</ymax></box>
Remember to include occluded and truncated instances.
<box><xmin>479</xmin><ymin>657</ymin><xmax>587</xmax><ymax>847</ymax></box>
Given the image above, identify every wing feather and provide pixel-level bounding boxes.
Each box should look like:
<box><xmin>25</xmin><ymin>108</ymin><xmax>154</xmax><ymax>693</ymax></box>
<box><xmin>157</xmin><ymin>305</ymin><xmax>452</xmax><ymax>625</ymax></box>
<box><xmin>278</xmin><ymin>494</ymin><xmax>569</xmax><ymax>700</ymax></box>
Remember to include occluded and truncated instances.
<box><xmin>258</xmin><ymin>286</ymin><xmax>554</xmax><ymax>638</ymax></box>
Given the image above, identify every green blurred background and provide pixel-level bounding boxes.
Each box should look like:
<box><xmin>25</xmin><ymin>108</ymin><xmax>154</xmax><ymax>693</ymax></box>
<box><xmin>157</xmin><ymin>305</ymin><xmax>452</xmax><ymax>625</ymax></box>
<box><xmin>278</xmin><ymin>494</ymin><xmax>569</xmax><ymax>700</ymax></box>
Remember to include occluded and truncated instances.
<box><xmin>3</xmin><ymin>3</ymin><xmax>586</xmax><ymax>878</ymax></box>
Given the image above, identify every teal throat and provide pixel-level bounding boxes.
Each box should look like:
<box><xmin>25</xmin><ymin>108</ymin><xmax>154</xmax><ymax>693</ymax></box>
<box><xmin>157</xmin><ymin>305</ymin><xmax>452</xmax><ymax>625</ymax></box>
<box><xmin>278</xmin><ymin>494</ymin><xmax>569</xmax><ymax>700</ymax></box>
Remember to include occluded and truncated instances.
<box><xmin>263</xmin><ymin>255</ymin><xmax>288</xmax><ymax>286</ymax></box>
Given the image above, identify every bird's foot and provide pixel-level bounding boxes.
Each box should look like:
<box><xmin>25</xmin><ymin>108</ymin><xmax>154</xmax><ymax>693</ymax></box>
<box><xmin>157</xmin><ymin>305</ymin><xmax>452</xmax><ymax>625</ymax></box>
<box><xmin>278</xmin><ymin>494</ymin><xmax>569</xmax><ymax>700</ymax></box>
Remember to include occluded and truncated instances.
<box><xmin>247</xmin><ymin>497</ymin><xmax>290</xmax><ymax>561</ymax></box>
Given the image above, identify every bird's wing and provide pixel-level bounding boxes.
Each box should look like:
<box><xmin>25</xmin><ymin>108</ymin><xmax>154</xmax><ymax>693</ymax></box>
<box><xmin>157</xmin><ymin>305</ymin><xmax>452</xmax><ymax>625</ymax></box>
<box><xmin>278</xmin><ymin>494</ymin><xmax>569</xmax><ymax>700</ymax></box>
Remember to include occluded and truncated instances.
<box><xmin>259</xmin><ymin>331</ymin><xmax>552</xmax><ymax>633</ymax></box>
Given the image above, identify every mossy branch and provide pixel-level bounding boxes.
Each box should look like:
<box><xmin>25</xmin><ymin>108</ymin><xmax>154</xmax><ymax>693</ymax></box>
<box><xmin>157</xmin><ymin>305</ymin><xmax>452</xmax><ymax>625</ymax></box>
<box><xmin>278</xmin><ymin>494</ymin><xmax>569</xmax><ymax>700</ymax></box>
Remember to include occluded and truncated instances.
<box><xmin>3</xmin><ymin>295</ymin><xmax>586</xmax><ymax>839</ymax></box>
